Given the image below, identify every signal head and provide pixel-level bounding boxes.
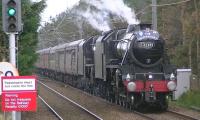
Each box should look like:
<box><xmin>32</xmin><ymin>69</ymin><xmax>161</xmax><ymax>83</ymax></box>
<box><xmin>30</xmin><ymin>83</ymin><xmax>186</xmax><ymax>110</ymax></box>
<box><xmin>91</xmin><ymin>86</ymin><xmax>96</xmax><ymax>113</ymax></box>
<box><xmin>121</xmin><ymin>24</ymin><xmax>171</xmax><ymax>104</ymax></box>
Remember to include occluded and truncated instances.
<box><xmin>2</xmin><ymin>0</ymin><xmax>22</xmax><ymax>33</ymax></box>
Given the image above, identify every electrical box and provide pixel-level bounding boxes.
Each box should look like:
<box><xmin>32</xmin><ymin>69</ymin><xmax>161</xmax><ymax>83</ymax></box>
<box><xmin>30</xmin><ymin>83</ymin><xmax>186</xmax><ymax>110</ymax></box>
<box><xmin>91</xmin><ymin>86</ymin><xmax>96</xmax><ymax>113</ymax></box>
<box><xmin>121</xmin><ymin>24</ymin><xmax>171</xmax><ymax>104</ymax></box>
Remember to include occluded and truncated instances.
<box><xmin>174</xmin><ymin>69</ymin><xmax>191</xmax><ymax>100</ymax></box>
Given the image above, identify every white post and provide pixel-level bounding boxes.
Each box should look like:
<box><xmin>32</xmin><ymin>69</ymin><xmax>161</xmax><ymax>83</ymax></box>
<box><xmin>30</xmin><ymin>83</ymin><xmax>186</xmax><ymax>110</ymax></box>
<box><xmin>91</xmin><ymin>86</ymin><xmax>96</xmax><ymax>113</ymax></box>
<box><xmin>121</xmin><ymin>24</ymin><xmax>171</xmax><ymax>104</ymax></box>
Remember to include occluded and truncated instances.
<box><xmin>9</xmin><ymin>33</ymin><xmax>21</xmax><ymax>120</ymax></box>
<box><xmin>9</xmin><ymin>34</ymin><xmax>16</xmax><ymax>66</ymax></box>
<box><xmin>152</xmin><ymin>0</ymin><xmax>157</xmax><ymax>30</ymax></box>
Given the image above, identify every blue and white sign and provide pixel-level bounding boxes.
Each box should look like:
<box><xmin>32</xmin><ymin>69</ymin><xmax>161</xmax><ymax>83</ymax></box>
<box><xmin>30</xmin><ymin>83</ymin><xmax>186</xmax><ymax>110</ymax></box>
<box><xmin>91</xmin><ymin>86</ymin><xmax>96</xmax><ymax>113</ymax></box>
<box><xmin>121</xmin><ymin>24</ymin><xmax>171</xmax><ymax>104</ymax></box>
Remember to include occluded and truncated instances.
<box><xmin>135</xmin><ymin>30</ymin><xmax>159</xmax><ymax>41</ymax></box>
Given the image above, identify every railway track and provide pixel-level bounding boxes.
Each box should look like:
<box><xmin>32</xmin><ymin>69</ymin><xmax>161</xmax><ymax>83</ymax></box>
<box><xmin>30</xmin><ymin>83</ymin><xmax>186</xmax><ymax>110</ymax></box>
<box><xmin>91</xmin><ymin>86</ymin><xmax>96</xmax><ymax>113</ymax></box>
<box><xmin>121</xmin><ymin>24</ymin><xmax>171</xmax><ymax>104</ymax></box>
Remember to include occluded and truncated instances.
<box><xmin>38</xmin><ymin>95</ymin><xmax>63</xmax><ymax>120</ymax></box>
<box><xmin>167</xmin><ymin>110</ymin><xmax>199</xmax><ymax>120</ymax></box>
<box><xmin>133</xmin><ymin>111</ymin><xmax>155</xmax><ymax>120</ymax></box>
<box><xmin>141</xmin><ymin>110</ymin><xmax>200</xmax><ymax>120</ymax></box>
<box><xmin>38</xmin><ymin>76</ymin><xmax>200</xmax><ymax>120</ymax></box>
<box><xmin>38</xmin><ymin>77</ymin><xmax>158</xmax><ymax>120</ymax></box>
<box><xmin>38</xmin><ymin>80</ymin><xmax>103</xmax><ymax>120</ymax></box>
<box><xmin>38</xmin><ymin>77</ymin><xmax>160</xmax><ymax>120</ymax></box>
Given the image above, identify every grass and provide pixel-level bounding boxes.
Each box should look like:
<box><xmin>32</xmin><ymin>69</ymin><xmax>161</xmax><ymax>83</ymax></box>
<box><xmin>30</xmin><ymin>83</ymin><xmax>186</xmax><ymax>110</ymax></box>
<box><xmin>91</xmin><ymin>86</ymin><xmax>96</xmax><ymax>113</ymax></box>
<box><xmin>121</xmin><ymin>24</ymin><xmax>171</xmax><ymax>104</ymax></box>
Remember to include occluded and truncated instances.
<box><xmin>171</xmin><ymin>90</ymin><xmax>200</xmax><ymax>108</ymax></box>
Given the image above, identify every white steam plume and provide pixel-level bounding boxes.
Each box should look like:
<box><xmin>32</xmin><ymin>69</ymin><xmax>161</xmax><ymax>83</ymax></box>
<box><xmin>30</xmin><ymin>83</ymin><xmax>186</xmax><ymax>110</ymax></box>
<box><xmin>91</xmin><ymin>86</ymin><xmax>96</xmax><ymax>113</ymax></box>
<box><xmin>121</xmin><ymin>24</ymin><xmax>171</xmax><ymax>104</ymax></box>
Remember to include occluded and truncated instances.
<box><xmin>77</xmin><ymin>0</ymin><xmax>139</xmax><ymax>31</ymax></box>
<box><xmin>79</xmin><ymin>8</ymin><xmax>111</xmax><ymax>31</ymax></box>
<box><xmin>86</xmin><ymin>0</ymin><xmax>139</xmax><ymax>24</ymax></box>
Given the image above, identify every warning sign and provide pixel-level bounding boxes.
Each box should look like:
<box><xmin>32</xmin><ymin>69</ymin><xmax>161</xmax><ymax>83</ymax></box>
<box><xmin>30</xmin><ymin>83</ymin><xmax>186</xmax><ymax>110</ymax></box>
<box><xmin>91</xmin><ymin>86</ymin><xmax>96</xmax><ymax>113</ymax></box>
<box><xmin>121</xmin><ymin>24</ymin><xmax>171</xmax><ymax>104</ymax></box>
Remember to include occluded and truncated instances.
<box><xmin>2</xmin><ymin>92</ymin><xmax>37</xmax><ymax>111</ymax></box>
<box><xmin>1</xmin><ymin>76</ymin><xmax>37</xmax><ymax>111</ymax></box>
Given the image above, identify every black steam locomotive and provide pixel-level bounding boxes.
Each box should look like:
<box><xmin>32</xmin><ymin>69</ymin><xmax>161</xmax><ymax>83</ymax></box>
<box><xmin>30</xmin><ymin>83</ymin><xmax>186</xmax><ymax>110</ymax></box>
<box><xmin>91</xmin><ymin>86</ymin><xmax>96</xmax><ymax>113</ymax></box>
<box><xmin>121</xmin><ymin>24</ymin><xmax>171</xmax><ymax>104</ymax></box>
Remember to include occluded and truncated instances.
<box><xmin>36</xmin><ymin>24</ymin><xmax>176</xmax><ymax>111</ymax></box>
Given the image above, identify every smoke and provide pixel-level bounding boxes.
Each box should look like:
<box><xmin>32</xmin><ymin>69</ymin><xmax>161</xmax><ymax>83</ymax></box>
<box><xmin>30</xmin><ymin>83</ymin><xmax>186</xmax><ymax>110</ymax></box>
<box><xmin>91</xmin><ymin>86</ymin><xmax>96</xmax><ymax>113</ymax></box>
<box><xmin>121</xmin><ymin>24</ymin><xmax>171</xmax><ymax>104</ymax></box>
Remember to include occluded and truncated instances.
<box><xmin>77</xmin><ymin>0</ymin><xmax>139</xmax><ymax>31</ymax></box>
<box><xmin>79</xmin><ymin>8</ymin><xmax>111</xmax><ymax>31</ymax></box>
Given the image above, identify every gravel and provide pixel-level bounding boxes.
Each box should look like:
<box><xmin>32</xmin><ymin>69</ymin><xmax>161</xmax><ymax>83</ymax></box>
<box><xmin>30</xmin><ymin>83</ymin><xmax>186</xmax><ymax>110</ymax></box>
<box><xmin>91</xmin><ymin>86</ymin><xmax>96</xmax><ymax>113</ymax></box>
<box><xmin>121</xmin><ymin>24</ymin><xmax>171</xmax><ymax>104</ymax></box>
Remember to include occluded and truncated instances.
<box><xmin>38</xmin><ymin>78</ymin><xmax>146</xmax><ymax>120</ymax></box>
<box><xmin>22</xmin><ymin>76</ymin><xmax>200</xmax><ymax>120</ymax></box>
<box><xmin>168</xmin><ymin>105</ymin><xmax>200</xmax><ymax>119</ymax></box>
<box><xmin>38</xmin><ymin>84</ymin><xmax>96</xmax><ymax>120</ymax></box>
<box><xmin>21</xmin><ymin>98</ymin><xmax>59</xmax><ymax>120</ymax></box>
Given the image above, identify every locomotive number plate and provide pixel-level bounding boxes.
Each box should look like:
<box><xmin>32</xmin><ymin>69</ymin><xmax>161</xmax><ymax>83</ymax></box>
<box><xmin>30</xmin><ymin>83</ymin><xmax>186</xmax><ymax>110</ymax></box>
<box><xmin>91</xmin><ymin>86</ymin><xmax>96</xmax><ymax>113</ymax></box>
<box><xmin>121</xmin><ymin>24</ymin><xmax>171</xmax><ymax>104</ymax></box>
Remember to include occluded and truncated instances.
<box><xmin>138</xmin><ymin>42</ymin><xmax>155</xmax><ymax>49</ymax></box>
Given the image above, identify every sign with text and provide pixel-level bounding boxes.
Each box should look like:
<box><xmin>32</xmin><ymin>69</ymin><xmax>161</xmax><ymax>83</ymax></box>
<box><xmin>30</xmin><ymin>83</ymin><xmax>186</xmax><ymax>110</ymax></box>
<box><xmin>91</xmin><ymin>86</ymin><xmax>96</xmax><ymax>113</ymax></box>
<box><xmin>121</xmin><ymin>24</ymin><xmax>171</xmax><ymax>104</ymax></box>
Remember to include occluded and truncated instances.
<box><xmin>0</xmin><ymin>62</ymin><xmax>19</xmax><ymax>95</ymax></box>
<box><xmin>1</xmin><ymin>76</ymin><xmax>37</xmax><ymax>111</ymax></box>
<box><xmin>2</xmin><ymin>92</ymin><xmax>37</xmax><ymax>111</ymax></box>
<box><xmin>2</xmin><ymin>76</ymin><xmax>36</xmax><ymax>91</ymax></box>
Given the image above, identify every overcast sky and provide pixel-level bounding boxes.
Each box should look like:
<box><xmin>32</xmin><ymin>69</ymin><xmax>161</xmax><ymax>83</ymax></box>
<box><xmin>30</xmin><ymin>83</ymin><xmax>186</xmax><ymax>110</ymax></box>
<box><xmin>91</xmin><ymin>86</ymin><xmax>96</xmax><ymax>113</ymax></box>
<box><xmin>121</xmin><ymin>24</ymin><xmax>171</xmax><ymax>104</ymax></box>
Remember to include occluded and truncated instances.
<box><xmin>32</xmin><ymin>0</ymin><xmax>80</xmax><ymax>23</ymax></box>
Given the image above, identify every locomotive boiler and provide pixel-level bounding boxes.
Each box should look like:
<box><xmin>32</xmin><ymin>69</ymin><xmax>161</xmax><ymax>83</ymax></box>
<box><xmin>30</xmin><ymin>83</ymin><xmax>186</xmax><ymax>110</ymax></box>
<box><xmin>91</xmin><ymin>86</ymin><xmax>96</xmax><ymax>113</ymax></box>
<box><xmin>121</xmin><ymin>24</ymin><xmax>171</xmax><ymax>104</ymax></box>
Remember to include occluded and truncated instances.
<box><xmin>36</xmin><ymin>24</ymin><xmax>177</xmax><ymax>111</ymax></box>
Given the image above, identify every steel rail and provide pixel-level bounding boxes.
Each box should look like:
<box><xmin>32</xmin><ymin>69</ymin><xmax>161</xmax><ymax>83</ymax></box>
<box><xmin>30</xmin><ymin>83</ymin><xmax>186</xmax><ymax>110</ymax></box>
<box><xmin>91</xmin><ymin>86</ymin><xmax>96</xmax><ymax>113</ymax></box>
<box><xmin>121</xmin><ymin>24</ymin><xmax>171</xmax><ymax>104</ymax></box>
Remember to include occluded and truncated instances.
<box><xmin>39</xmin><ymin>77</ymin><xmax>155</xmax><ymax>120</ymax></box>
<box><xmin>133</xmin><ymin>111</ymin><xmax>155</xmax><ymax>120</ymax></box>
<box><xmin>167</xmin><ymin>110</ymin><xmax>199</xmax><ymax>120</ymax></box>
<box><xmin>38</xmin><ymin>81</ymin><xmax>103</xmax><ymax>120</ymax></box>
<box><xmin>38</xmin><ymin>95</ymin><xmax>64</xmax><ymax>120</ymax></box>
<box><xmin>190</xmin><ymin>106</ymin><xmax>200</xmax><ymax>112</ymax></box>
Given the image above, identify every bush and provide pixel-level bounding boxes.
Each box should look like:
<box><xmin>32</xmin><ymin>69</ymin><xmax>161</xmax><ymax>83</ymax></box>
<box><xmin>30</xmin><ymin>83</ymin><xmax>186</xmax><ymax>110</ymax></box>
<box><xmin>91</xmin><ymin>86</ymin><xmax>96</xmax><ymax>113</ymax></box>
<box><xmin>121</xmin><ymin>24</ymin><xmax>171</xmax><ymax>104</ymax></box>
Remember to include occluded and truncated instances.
<box><xmin>173</xmin><ymin>90</ymin><xmax>200</xmax><ymax>108</ymax></box>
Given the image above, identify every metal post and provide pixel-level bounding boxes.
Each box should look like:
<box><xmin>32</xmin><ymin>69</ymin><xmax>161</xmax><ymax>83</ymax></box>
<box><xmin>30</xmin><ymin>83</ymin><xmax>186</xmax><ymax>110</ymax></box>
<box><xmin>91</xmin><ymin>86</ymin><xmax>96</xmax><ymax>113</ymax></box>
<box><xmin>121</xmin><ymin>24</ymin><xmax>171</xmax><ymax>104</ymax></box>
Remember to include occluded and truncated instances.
<box><xmin>194</xmin><ymin>0</ymin><xmax>200</xmax><ymax>87</ymax></box>
<box><xmin>9</xmin><ymin>34</ymin><xmax>16</xmax><ymax>66</ymax></box>
<box><xmin>152</xmin><ymin>0</ymin><xmax>157</xmax><ymax>30</ymax></box>
<box><xmin>9</xmin><ymin>33</ymin><xmax>21</xmax><ymax>120</ymax></box>
<box><xmin>78</xmin><ymin>20</ymin><xmax>83</xmax><ymax>39</ymax></box>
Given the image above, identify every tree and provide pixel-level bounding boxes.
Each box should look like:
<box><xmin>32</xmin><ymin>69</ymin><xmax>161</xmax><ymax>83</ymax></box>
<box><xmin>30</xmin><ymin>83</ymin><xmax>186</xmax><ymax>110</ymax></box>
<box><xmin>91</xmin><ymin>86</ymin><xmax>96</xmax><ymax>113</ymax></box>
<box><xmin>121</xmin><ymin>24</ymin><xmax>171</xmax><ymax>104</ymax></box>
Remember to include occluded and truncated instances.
<box><xmin>0</xmin><ymin>0</ymin><xmax>46</xmax><ymax>75</ymax></box>
<box><xmin>156</xmin><ymin>0</ymin><xmax>200</xmax><ymax>76</ymax></box>
<box><xmin>0</xmin><ymin>4</ymin><xmax>9</xmax><ymax>61</ymax></box>
<box><xmin>37</xmin><ymin>0</ymin><xmax>200</xmax><ymax>79</ymax></box>
<box><xmin>18</xmin><ymin>0</ymin><xmax>46</xmax><ymax>75</ymax></box>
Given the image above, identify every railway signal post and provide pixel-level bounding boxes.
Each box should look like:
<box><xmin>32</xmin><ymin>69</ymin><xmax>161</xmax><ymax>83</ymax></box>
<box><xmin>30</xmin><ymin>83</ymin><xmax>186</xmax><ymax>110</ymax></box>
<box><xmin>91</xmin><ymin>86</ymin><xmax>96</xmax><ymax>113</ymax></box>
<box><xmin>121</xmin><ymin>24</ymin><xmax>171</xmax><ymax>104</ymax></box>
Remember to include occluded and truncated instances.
<box><xmin>2</xmin><ymin>0</ymin><xmax>22</xmax><ymax>33</ymax></box>
<box><xmin>2</xmin><ymin>0</ymin><xmax>22</xmax><ymax>120</ymax></box>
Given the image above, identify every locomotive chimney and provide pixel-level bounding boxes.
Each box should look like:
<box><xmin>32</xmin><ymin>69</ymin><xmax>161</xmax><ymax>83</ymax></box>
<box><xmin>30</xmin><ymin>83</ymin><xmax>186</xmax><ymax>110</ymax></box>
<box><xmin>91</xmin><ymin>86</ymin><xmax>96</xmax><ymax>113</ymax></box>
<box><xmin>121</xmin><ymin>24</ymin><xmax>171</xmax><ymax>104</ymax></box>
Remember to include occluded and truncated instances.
<box><xmin>126</xmin><ymin>24</ymin><xmax>153</xmax><ymax>33</ymax></box>
<box><xmin>126</xmin><ymin>24</ymin><xmax>136</xmax><ymax>33</ymax></box>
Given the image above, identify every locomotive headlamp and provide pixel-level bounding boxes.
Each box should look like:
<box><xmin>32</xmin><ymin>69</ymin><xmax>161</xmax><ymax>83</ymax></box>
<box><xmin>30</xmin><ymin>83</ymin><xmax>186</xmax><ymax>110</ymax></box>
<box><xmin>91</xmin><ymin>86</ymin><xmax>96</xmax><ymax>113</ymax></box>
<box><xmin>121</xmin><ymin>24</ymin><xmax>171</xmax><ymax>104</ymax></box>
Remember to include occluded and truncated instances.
<box><xmin>93</xmin><ymin>46</ymin><xmax>96</xmax><ymax>51</ymax></box>
<box><xmin>127</xmin><ymin>82</ymin><xmax>136</xmax><ymax>92</ymax></box>
<box><xmin>126</xmin><ymin>73</ymin><xmax>131</xmax><ymax>81</ymax></box>
<box><xmin>170</xmin><ymin>73</ymin><xmax>176</xmax><ymax>81</ymax></box>
<box><xmin>148</xmin><ymin>74</ymin><xmax>153</xmax><ymax>79</ymax></box>
<box><xmin>167</xmin><ymin>81</ymin><xmax>176</xmax><ymax>91</ymax></box>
